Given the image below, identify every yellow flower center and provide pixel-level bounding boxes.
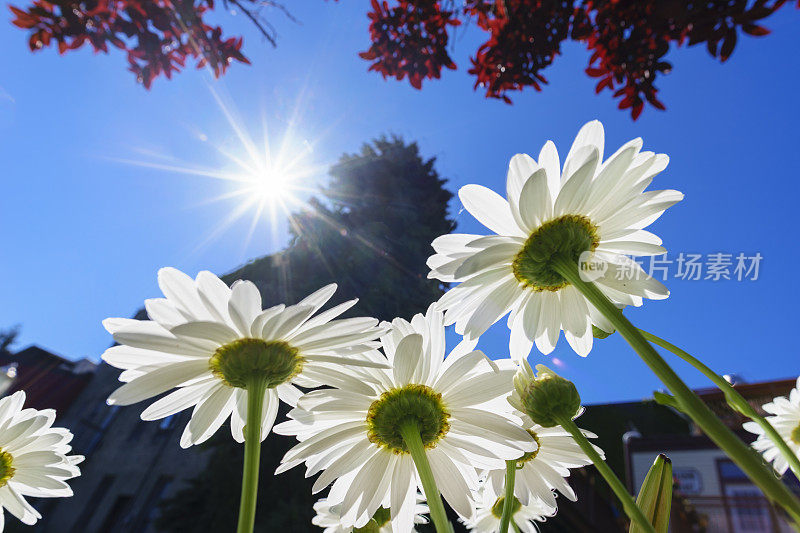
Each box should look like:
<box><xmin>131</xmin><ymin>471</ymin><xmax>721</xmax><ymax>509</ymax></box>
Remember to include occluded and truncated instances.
<box><xmin>515</xmin><ymin>430</ymin><xmax>542</xmax><ymax>467</ymax></box>
<box><xmin>491</xmin><ymin>496</ymin><xmax>522</xmax><ymax>519</ymax></box>
<box><xmin>209</xmin><ymin>338</ymin><xmax>304</xmax><ymax>389</ymax></box>
<box><xmin>512</xmin><ymin>214</ymin><xmax>599</xmax><ymax>291</ymax></box>
<box><xmin>366</xmin><ymin>384</ymin><xmax>451</xmax><ymax>454</ymax></box>
<box><xmin>791</xmin><ymin>422</ymin><xmax>800</xmax><ymax>446</ymax></box>
<box><xmin>353</xmin><ymin>507</ymin><xmax>391</xmax><ymax>533</ymax></box>
<box><xmin>0</xmin><ymin>450</ymin><xmax>15</xmax><ymax>488</ymax></box>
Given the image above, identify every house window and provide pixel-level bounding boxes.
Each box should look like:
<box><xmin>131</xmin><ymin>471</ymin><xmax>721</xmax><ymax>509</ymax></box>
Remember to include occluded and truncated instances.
<box><xmin>133</xmin><ymin>476</ymin><xmax>173</xmax><ymax>532</ymax></box>
<box><xmin>126</xmin><ymin>420</ymin><xmax>147</xmax><ymax>442</ymax></box>
<box><xmin>70</xmin><ymin>475</ymin><xmax>114</xmax><ymax>533</ymax></box>
<box><xmin>726</xmin><ymin>485</ymin><xmax>769</xmax><ymax>532</ymax></box>
<box><xmin>158</xmin><ymin>414</ymin><xmax>177</xmax><ymax>431</ymax></box>
<box><xmin>718</xmin><ymin>459</ymin><xmax>776</xmax><ymax>533</ymax></box>
<box><xmin>98</xmin><ymin>495</ymin><xmax>134</xmax><ymax>532</ymax></box>
<box><xmin>82</xmin><ymin>405</ymin><xmax>121</xmax><ymax>456</ymax></box>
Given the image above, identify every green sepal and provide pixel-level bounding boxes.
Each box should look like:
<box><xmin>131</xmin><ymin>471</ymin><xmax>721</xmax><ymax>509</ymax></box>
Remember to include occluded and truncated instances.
<box><xmin>519</xmin><ymin>365</ymin><xmax>581</xmax><ymax>428</ymax></box>
<box><xmin>353</xmin><ymin>520</ymin><xmax>381</xmax><ymax>533</ymax></box>
<box><xmin>354</xmin><ymin>507</ymin><xmax>391</xmax><ymax>532</ymax></box>
<box><xmin>592</xmin><ymin>325</ymin><xmax>614</xmax><ymax>339</ymax></box>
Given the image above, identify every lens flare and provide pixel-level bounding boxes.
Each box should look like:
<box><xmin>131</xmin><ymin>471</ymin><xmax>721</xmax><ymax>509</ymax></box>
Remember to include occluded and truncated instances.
<box><xmin>106</xmin><ymin>81</ymin><xmax>330</xmax><ymax>256</ymax></box>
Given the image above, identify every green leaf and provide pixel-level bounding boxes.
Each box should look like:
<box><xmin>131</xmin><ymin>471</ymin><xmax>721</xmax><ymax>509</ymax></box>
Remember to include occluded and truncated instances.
<box><xmin>630</xmin><ymin>454</ymin><xmax>673</xmax><ymax>533</ymax></box>
<box><xmin>652</xmin><ymin>391</ymin><xmax>679</xmax><ymax>410</ymax></box>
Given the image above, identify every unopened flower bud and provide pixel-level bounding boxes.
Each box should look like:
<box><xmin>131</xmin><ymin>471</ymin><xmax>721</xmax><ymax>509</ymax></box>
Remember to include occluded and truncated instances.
<box><xmin>512</xmin><ymin>363</ymin><xmax>581</xmax><ymax>427</ymax></box>
<box><xmin>632</xmin><ymin>454</ymin><xmax>673</xmax><ymax>533</ymax></box>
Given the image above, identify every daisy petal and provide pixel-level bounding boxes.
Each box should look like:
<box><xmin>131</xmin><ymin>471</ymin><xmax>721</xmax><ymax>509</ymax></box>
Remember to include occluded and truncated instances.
<box><xmin>459</xmin><ymin>184</ymin><xmax>525</xmax><ymax>237</ymax></box>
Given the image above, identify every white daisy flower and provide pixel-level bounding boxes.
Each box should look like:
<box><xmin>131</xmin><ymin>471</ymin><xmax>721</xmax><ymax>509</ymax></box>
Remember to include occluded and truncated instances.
<box><xmin>427</xmin><ymin>120</ymin><xmax>682</xmax><ymax>358</ymax></box>
<box><xmin>485</xmin><ymin>416</ymin><xmax>597</xmax><ymax>509</ymax></box>
<box><xmin>461</xmin><ymin>481</ymin><xmax>556</xmax><ymax>533</ymax></box>
<box><xmin>744</xmin><ymin>377</ymin><xmax>800</xmax><ymax>475</ymax></box>
<box><xmin>312</xmin><ymin>494</ymin><xmax>429</xmax><ymax>532</ymax></box>
<box><xmin>0</xmin><ymin>391</ymin><xmax>83</xmax><ymax>530</ymax></box>
<box><xmin>102</xmin><ymin>267</ymin><xmax>387</xmax><ymax>448</ymax></box>
<box><xmin>275</xmin><ymin>305</ymin><xmax>536</xmax><ymax>531</ymax></box>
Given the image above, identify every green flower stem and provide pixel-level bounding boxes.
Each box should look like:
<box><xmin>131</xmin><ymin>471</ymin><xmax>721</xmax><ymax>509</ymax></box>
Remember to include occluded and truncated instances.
<box><xmin>399</xmin><ymin>421</ymin><xmax>452</xmax><ymax>533</ymax></box>
<box><xmin>499</xmin><ymin>460</ymin><xmax>517</xmax><ymax>533</ymax></box>
<box><xmin>551</xmin><ymin>255</ymin><xmax>800</xmax><ymax>527</ymax></box>
<box><xmin>556</xmin><ymin>416</ymin><xmax>655</xmax><ymax>533</ymax></box>
<box><xmin>639</xmin><ymin>328</ymin><xmax>800</xmax><ymax>481</ymax></box>
<box><xmin>236</xmin><ymin>376</ymin><xmax>268</xmax><ymax>533</ymax></box>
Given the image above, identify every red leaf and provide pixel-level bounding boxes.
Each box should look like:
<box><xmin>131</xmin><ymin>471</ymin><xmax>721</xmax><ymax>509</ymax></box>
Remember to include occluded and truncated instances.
<box><xmin>742</xmin><ymin>23</ymin><xmax>770</xmax><ymax>37</ymax></box>
<box><xmin>595</xmin><ymin>77</ymin><xmax>613</xmax><ymax>93</ymax></box>
<box><xmin>720</xmin><ymin>31</ymin><xmax>737</xmax><ymax>62</ymax></box>
<box><xmin>631</xmin><ymin>102</ymin><xmax>643</xmax><ymax>120</ymax></box>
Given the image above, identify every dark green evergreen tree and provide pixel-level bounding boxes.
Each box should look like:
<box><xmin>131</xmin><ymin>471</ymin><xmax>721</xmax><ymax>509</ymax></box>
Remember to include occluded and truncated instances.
<box><xmin>155</xmin><ymin>136</ymin><xmax>454</xmax><ymax>532</ymax></box>
<box><xmin>0</xmin><ymin>325</ymin><xmax>20</xmax><ymax>356</ymax></box>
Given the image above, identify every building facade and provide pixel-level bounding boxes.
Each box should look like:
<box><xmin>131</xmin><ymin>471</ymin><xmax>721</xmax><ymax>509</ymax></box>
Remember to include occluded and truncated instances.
<box><xmin>37</xmin><ymin>363</ymin><xmax>212</xmax><ymax>533</ymax></box>
<box><xmin>0</xmin><ymin>344</ymin><xmax>95</xmax><ymax>413</ymax></box>
<box><xmin>624</xmin><ymin>378</ymin><xmax>800</xmax><ymax>533</ymax></box>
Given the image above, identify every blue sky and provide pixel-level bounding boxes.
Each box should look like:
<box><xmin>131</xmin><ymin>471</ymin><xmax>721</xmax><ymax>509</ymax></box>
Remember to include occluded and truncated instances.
<box><xmin>1</xmin><ymin>4</ymin><xmax>798</xmax><ymax>404</ymax></box>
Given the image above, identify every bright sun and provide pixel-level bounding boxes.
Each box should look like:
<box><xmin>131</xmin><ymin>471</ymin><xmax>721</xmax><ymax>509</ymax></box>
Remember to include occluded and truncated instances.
<box><xmin>113</xmin><ymin>83</ymin><xmax>330</xmax><ymax>253</ymax></box>
<box><xmin>245</xmin><ymin>167</ymin><xmax>290</xmax><ymax>202</ymax></box>
<box><xmin>231</xmin><ymin>136</ymin><xmax>319</xmax><ymax>212</ymax></box>
<box><xmin>251</xmin><ymin>170</ymin><xmax>286</xmax><ymax>200</ymax></box>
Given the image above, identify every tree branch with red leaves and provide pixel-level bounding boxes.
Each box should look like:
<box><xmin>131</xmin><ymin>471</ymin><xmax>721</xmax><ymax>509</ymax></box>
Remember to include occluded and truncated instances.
<box><xmin>359</xmin><ymin>0</ymin><xmax>790</xmax><ymax>119</ymax></box>
<box><xmin>9</xmin><ymin>0</ymin><xmax>267</xmax><ymax>88</ymax></box>
<box><xmin>9</xmin><ymin>0</ymin><xmax>795</xmax><ymax>118</ymax></box>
